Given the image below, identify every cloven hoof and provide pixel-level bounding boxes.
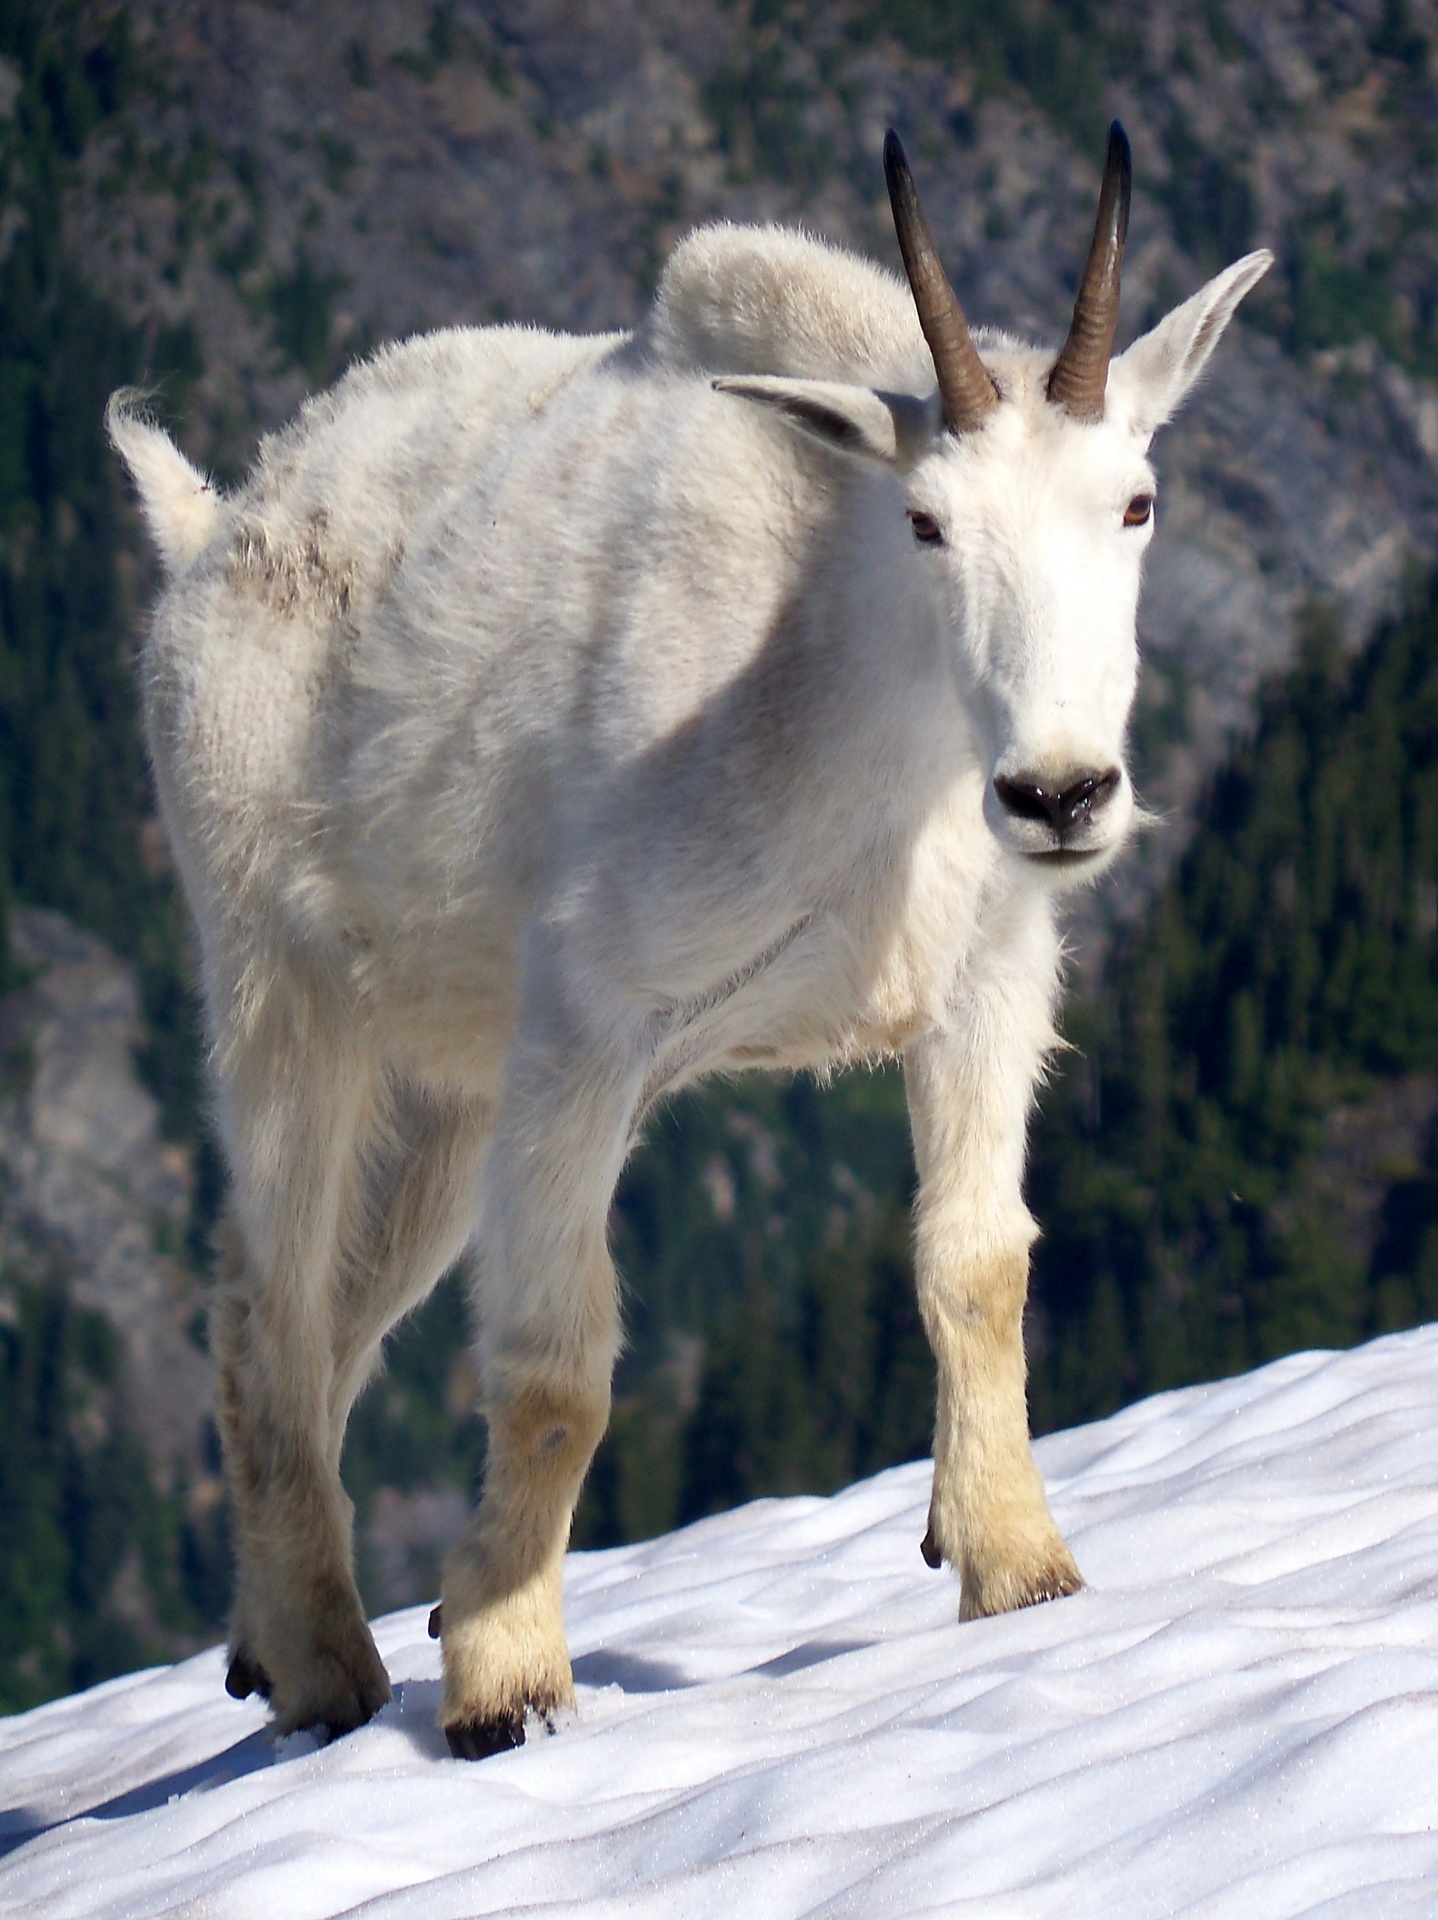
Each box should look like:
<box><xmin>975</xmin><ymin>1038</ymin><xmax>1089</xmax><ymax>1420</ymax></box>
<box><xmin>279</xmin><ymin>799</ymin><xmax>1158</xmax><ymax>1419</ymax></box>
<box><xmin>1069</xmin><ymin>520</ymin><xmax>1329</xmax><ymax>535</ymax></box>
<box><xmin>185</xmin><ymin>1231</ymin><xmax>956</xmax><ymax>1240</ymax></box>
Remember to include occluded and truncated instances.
<box><xmin>445</xmin><ymin>1712</ymin><xmax>528</xmax><ymax>1761</ymax></box>
<box><xmin>225</xmin><ymin>1648</ymin><xmax>273</xmax><ymax>1701</ymax></box>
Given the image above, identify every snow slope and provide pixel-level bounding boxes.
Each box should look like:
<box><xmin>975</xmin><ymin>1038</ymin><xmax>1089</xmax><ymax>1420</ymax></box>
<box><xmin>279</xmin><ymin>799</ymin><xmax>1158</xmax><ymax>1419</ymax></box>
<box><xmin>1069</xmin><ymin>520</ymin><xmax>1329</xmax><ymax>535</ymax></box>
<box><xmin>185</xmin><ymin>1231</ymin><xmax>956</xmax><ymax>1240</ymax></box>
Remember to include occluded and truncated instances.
<box><xmin>5</xmin><ymin>1328</ymin><xmax>1438</xmax><ymax>1919</ymax></box>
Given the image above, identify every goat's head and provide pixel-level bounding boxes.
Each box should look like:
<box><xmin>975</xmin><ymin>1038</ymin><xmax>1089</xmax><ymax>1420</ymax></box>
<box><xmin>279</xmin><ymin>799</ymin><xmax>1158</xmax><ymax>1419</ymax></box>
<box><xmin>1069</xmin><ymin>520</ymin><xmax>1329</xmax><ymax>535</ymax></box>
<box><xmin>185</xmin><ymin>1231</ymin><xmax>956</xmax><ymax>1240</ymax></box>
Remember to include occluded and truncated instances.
<box><xmin>718</xmin><ymin>124</ymin><xmax>1271</xmax><ymax>884</ymax></box>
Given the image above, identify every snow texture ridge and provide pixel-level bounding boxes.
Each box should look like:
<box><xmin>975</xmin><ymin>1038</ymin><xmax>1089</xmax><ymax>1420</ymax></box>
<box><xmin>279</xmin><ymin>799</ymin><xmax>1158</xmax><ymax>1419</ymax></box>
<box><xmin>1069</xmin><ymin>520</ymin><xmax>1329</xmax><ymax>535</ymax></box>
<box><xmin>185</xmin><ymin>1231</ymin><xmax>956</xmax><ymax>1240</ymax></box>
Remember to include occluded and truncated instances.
<box><xmin>4</xmin><ymin>1327</ymin><xmax>1438</xmax><ymax>1917</ymax></box>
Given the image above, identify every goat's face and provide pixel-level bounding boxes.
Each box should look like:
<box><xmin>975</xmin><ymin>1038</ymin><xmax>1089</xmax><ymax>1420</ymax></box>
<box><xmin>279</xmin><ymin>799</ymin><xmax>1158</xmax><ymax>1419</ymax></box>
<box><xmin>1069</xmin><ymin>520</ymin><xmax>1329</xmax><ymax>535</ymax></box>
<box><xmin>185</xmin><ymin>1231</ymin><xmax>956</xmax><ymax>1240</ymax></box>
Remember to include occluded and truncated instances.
<box><xmin>905</xmin><ymin>376</ymin><xmax>1150</xmax><ymax>879</ymax></box>
<box><xmin>719</xmin><ymin>125</ymin><xmax>1269</xmax><ymax>886</ymax></box>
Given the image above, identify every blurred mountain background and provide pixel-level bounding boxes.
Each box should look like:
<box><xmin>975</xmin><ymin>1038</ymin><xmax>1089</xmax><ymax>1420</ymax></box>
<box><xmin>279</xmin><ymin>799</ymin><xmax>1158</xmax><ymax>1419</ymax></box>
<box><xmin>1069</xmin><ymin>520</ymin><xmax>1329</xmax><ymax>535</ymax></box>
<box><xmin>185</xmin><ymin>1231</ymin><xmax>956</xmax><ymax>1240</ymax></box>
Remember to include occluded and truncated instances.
<box><xmin>5</xmin><ymin>0</ymin><xmax>1438</xmax><ymax>1708</ymax></box>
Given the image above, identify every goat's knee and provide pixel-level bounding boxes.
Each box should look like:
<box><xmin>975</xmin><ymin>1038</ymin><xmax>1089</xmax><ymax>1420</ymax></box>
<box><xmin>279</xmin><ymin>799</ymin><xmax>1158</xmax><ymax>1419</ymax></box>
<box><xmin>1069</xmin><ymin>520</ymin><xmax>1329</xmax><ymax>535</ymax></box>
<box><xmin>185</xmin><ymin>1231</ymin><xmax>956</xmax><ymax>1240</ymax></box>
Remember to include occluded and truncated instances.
<box><xmin>439</xmin><ymin>1378</ymin><xmax>609</xmax><ymax>1758</ymax></box>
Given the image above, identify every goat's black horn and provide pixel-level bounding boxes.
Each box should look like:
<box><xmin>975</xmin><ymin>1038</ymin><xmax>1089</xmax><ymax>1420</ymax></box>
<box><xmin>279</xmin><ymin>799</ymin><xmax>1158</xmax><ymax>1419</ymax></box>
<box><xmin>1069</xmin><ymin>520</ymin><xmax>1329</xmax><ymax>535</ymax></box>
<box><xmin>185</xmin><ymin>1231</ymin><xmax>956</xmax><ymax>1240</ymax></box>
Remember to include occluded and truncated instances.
<box><xmin>885</xmin><ymin>129</ymin><xmax>999</xmax><ymax>435</ymax></box>
<box><xmin>1047</xmin><ymin>121</ymin><xmax>1132</xmax><ymax>421</ymax></box>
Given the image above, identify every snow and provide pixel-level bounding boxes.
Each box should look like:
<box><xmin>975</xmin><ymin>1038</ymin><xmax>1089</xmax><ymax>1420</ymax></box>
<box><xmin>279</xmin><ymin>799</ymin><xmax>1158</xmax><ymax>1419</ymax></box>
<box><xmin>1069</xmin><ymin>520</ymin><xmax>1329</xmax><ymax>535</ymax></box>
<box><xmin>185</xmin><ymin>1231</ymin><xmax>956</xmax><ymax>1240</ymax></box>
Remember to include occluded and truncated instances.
<box><xmin>5</xmin><ymin>1329</ymin><xmax>1438</xmax><ymax>1919</ymax></box>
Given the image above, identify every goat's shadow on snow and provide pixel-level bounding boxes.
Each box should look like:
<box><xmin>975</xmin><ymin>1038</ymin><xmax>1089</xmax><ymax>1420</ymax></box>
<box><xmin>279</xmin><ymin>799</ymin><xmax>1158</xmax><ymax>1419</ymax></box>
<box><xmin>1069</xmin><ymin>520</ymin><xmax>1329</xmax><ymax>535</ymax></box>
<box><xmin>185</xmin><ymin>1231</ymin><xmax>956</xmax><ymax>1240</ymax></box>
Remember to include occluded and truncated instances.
<box><xmin>0</xmin><ymin>1675</ymin><xmax>461</xmax><ymax>1856</ymax></box>
<box><xmin>571</xmin><ymin>1636</ymin><xmax>873</xmax><ymax>1696</ymax></box>
<box><xmin>386</xmin><ymin>1678</ymin><xmax>453</xmax><ymax>1759</ymax></box>
<box><xmin>0</xmin><ymin>1637</ymin><xmax>885</xmax><ymax>1854</ymax></box>
<box><xmin>748</xmin><ymin>1637</ymin><xmax>873</xmax><ymax>1678</ymax></box>
<box><xmin>0</xmin><ymin>1728</ymin><xmax>280</xmax><ymax>1858</ymax></box>
<box><xmin>571</xmin><ymin>1648</ymin><xmax>696</xmax><ymax>1693</ymax></box>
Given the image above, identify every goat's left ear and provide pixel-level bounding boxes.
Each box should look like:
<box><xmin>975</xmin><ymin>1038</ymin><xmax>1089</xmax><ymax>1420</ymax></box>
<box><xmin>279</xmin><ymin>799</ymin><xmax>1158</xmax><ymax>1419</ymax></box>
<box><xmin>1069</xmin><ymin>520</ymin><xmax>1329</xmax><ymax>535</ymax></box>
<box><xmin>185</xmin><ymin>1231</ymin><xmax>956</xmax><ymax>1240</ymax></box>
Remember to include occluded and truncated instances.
<box><xmin>714</xmin><ymin>375</ymin><xmax>934</xmax><ymax>469</ymax></box>
<box><xmin>1108</xmin><ymin>250</ymin><xmax>1274</xmax><ymax>439</ymax></box>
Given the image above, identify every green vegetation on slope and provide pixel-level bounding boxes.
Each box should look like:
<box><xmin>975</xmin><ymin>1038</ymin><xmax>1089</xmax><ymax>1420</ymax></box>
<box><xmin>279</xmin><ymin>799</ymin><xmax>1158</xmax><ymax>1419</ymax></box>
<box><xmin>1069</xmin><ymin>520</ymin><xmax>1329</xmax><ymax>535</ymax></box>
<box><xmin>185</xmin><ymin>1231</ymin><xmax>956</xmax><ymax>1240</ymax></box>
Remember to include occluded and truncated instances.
<box><xmin>1028</xmin><ymin>590</ymin><xmax>1438</xmax><ymax>1429</ymax></box>
<box><xmin>584</xmin><ymin>1069</ymin><xmax>928</xmax><ymax>1543</ymax></box>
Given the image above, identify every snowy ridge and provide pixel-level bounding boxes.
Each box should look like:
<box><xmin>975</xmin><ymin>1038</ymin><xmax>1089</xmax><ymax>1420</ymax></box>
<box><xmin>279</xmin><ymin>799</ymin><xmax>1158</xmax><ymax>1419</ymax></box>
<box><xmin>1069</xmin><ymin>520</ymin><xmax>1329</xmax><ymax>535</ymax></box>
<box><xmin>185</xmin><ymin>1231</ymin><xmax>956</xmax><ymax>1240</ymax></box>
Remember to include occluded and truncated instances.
<box><xmin>4</xmin><ymin>1328</ymin><xmax>1438</xmax><ymax>1918</ymax></box>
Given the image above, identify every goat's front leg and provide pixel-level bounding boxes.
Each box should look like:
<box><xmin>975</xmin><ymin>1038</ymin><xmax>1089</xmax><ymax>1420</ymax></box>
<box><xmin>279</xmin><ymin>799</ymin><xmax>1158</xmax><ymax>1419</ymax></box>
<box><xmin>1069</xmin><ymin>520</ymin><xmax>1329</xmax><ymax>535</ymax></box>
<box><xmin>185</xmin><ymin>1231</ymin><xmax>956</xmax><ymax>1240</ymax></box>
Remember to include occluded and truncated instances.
<box><xmin>904</xmin><ymin>909</ymin><xmax>1082</xmax><ymax>1620</ymax></box>
<box><xmin>437</xmin><ymin>1001</ymin><xmax>638</xmax><ymax>1758</ymax></box>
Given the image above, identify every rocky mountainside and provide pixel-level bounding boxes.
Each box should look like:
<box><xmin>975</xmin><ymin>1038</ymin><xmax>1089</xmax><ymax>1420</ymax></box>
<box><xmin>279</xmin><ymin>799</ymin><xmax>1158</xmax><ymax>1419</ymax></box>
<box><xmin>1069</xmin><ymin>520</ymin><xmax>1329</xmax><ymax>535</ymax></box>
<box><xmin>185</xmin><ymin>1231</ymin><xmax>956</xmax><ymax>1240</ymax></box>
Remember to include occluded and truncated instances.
<box><xmin>0</xmin><ymin>908</ymin><xmax>223</xmax><ymax>1700</ymax></box>
<box><xmin>0</xmin><ymin>909</ymin><xmax>209</xmax><ymax>1488</ymax></box>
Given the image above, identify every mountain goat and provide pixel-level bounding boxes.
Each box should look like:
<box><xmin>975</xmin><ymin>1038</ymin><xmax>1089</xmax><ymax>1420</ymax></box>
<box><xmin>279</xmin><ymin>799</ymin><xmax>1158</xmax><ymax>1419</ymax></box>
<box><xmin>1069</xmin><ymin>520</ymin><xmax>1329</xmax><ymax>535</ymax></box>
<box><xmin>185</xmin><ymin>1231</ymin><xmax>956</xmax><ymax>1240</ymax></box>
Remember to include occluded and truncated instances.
<box><xmin>109</xmin><ymin>123</ymin><xmax>1270</xmax><ymax>1757</ymax></box>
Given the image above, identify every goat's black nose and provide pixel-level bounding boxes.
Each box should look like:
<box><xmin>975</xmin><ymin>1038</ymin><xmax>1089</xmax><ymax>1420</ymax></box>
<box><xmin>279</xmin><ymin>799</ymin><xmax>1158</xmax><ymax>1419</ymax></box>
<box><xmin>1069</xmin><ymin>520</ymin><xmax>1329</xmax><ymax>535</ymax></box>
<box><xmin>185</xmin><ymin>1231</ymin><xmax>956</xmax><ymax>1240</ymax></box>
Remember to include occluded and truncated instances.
<box><xmin>994</xmin><ymin>768</ymin><xmax>1122</xmax><ymax>838</ymax></box>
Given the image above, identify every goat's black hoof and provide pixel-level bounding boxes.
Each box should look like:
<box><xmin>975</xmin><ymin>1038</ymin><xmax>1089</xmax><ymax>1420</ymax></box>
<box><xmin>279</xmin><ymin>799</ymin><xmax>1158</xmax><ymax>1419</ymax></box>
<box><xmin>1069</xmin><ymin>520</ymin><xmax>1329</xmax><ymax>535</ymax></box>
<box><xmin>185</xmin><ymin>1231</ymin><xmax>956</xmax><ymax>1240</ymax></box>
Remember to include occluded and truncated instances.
<box><xmin>428</xmin><ymin>1603</ymin><xmax>443</xmax><ymax>1639</ymax></box>
<box><xmin>445</xmin><ymin>1711</ymin><xmax>526</xmax><ymax>1761</ymax></box>
<box><xmin>920</xmin><ymin>1526</ymin><xmax>943</xmax><ymax>1569</ymax></box>
<box><xmin>225</xmin><ymin>1648</ymin><xmax>273</xmax><ymax>1701</ymax></box>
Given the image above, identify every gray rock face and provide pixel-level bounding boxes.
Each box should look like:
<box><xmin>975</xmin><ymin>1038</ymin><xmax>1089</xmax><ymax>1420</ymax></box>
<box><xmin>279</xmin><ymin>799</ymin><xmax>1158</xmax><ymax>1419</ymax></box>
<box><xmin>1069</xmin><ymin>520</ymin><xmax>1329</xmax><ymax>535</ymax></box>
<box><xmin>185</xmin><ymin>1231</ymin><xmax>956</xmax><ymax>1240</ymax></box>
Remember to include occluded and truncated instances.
<box><xmin>0</xmin><ymin>908</ymin><xmax>214</xmax><ymax>1493</ymax></box>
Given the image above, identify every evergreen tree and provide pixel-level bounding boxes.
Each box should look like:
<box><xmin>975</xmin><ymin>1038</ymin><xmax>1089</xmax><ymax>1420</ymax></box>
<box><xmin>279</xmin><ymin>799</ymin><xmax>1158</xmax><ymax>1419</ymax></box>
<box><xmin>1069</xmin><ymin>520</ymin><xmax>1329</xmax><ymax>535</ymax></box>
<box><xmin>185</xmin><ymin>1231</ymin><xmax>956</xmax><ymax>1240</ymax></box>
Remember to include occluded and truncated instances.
<box><xmin>677</xmin><ymin>1198</ymin><xmax>933</xmax><ymax>1523</ymax></box>
<box><xmin>1029</xmin><ymin>587</ymin><xmax>1438</xmax><ymax>1430</ymax></box>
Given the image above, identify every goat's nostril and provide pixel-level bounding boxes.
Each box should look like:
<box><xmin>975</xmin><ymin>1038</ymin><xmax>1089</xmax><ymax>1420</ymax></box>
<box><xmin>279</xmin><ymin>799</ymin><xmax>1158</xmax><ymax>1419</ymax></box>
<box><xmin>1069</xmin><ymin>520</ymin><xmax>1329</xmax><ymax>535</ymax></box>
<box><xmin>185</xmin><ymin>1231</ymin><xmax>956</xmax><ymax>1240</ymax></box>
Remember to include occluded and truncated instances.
<box><xmin>994</xmin><ymin>776</ymin><xmax>1061</xmax><ymax>829</ymax></box>
<box><xmin>1057</xmin><ymin>767</ymin><xmax>1121</xmax><ymax>831</ymax></box>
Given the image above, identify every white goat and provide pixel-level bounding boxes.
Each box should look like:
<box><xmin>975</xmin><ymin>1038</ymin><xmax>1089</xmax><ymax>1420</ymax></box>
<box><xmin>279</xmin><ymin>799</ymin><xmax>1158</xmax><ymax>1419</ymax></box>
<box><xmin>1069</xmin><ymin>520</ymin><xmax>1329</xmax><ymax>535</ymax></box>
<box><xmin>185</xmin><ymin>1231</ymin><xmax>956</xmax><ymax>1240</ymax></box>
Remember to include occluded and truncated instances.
<box><xmin>109</xmin><ymin>125</ymin><xmax>1269</xmax><ymax>1756</ymax></box>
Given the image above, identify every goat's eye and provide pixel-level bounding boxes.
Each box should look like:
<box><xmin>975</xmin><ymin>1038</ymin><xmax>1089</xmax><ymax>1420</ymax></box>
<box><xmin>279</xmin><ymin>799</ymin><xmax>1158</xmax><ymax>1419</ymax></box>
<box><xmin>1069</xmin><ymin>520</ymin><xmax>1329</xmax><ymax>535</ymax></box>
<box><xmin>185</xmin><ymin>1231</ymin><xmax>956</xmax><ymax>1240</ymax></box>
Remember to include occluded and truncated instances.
<box><xmin>908</xmin><ymin>510</ymin><xmax>944</xmax><ymax>546</ymax></box>
<box><xmin>1123</xmin><ymin>493</ymin><xmax>1154</xmax><ymax>528</ymax></box>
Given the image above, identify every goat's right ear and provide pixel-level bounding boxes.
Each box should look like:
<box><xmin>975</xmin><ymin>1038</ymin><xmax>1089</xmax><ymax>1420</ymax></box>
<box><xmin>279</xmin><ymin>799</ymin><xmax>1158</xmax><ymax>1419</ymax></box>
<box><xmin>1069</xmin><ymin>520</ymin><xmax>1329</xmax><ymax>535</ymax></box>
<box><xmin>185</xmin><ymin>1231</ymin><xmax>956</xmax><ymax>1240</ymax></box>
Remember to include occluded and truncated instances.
<box><xmin>713</xmin><ymin>376</ymin><xmax>934</xmax><ymax>469</ymax></box>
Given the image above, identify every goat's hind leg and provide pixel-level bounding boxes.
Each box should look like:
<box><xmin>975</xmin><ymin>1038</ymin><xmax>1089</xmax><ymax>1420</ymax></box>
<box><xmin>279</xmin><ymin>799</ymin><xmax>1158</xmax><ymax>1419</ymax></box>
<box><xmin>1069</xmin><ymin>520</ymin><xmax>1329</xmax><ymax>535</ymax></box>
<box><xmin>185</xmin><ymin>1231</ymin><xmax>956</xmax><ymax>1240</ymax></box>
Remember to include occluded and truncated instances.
<box><xmin>211</xmin><ymin>1004</ymin><xmax>391</xmax><ymax>1739</ymax></box>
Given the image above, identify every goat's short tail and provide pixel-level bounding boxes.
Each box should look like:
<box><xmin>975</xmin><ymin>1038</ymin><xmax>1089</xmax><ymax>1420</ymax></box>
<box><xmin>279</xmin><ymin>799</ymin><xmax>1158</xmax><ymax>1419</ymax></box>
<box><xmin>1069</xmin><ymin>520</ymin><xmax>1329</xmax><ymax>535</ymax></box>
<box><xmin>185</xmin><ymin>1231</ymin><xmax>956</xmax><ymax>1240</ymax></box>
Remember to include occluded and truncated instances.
<box><xmin>106</xmin><ymin>389</ymin><xmax>220</xmax><ymax>574</ymax></box>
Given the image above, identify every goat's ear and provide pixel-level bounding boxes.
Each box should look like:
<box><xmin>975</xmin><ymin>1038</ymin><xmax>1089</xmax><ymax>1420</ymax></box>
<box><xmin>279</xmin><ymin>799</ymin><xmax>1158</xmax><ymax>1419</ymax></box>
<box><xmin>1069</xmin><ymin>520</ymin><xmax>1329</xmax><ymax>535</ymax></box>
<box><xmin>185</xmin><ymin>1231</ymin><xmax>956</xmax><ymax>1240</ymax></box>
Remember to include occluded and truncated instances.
<box><xmin>714</xmin><ymin>376</ymin><xmax>934</xmax><ymax>469</ymax></box>
<box><xmin>1108</xmin><ymin>250</ymin><xmax>1273</xmax><ymax>438</ymax></box>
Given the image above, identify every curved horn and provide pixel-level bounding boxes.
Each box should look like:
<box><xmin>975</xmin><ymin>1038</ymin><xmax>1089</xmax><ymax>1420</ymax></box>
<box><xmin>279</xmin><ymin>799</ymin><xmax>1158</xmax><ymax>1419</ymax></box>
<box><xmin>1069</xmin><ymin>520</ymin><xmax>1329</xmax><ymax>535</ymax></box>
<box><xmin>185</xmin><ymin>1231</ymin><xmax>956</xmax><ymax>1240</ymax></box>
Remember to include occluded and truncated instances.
<box><xmin>1047</xmin><ymin>121</ymin><xmax>1132</xmax><ymax>421</ymax></box>
<box><xmin>884</xmin><ymin>129</ymin><xmax>998</xmax><ymax>435</ymax></box>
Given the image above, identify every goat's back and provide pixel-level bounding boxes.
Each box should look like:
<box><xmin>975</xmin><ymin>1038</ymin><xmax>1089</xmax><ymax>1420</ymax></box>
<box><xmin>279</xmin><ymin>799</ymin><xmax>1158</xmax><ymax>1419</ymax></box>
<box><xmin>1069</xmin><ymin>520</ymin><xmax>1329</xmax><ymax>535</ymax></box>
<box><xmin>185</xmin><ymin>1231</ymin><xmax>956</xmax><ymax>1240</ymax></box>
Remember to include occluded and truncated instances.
<box><xmin>137</xmin><ymin>323</ymin><xmax>624</xmax><ymax>966</ymax></box>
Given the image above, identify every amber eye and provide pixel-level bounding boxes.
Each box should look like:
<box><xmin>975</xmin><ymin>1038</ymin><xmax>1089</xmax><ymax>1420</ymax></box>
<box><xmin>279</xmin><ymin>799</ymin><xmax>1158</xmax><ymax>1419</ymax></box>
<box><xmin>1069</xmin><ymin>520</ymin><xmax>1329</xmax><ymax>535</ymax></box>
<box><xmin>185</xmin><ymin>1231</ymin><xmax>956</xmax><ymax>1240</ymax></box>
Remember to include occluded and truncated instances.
<box><xmin>1123</xmin><ymin>493</ymin><xmax>1154</xmax><ymax>528</ymax></box>
<box><xmin>908</xmin><ymin>510</ymin><xmax>944</xmax><ymax>546</ymax></box>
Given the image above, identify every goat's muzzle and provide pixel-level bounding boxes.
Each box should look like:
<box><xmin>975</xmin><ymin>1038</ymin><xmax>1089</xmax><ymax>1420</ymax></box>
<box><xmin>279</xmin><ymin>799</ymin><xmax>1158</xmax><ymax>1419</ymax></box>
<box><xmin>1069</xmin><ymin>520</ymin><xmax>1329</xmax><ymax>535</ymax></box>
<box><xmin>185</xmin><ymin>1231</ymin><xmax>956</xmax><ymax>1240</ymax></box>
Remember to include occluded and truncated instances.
<box><xmin>993</xmin><ymin>765</ymin><xmax>1124</xmax><ymax>865</ymax></box>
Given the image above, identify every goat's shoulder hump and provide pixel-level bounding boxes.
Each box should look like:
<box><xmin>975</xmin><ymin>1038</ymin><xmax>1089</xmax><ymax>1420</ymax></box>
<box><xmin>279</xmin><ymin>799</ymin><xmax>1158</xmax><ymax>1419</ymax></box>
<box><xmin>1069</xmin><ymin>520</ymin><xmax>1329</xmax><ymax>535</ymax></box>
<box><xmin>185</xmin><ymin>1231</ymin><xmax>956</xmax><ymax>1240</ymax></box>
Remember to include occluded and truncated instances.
<box><xmin>644</xmin><ymin>222</ymin><xmax>929</xmax><ymax>391</ymax></box>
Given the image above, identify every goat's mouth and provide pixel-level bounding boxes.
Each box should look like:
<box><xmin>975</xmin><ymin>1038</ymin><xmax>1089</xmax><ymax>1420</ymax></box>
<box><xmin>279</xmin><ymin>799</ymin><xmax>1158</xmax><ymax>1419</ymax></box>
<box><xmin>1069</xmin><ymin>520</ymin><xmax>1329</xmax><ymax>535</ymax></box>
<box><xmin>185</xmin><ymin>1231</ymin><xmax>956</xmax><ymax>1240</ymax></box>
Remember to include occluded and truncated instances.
<box><xmin>1016</xmin><ymin>843</ymin><xmax>1116</xmax><ymax>882</ymax></box>
<box><xmin>1022</xmin><ymin>846</ymin><xmax>1105</xmax><ymax>868</ymax></box>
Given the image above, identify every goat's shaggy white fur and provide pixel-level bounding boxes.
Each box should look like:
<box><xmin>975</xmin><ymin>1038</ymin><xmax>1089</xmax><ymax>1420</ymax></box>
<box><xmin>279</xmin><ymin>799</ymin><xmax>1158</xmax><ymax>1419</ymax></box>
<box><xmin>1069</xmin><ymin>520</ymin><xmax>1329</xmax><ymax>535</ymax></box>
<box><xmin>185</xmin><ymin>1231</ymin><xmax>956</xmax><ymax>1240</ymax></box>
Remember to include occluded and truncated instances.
<box><xmin>110</xmin><ymin>212</ymin><xmax>1269</xmax><ymax>1753</ymax></box>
